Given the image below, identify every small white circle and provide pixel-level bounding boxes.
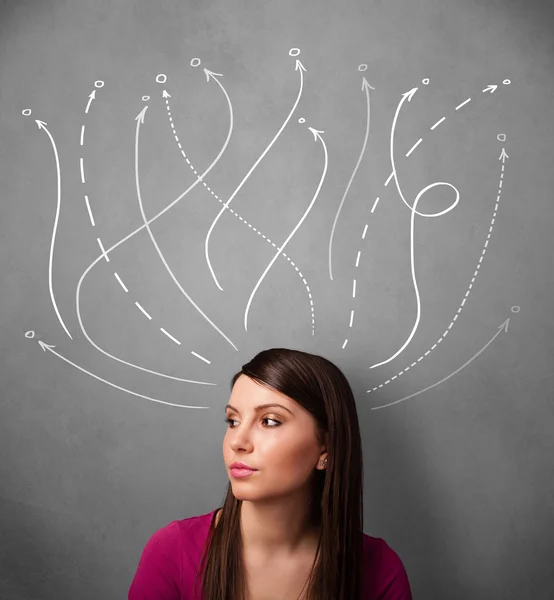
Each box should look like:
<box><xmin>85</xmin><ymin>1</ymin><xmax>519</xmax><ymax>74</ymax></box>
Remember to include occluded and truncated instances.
<box><xmin>497</xmin><ymin>133</ymin><xmax>507</xmax><ymax>142</ymax></box>
<box><xmin>422</xmin><ymin>78</ymin><xmax>430</xmax><ymax>85</ymax></box>
<box><xmin>25</xmin><ymin>330</ymin><xmax>35</xmax><ymax>339</ymax></box>
<box><xmin>298</xmin><ymin>117</ymin><xmax>305</xmax><ymax>123</ymax></box>
<box><xmin>94</xmin><ymin>80</ymin><xmax>105</xmax><ymax>88</ymax></box>
<box><xmin>289</xmin><ymin>48</ymin><xmax>300</xmax><ymax>57</ymax></box>
<box><xmin>156</xmin><ymin>74</ymin><xmax>167</xmax><ymax>84</ymax></box>
<box><xmin>190</xmin><ymin>58</ymin><xmax>201</xmax><ymax>67</ymax></box>
<box><xmin>503</xmin><ymin>79</ymin><xmax>511</xmax><ymax>85</ymax></box>
<box><xmin>142</xmin><ymin>95</ymin><xmax>150</xmax><ymax>102</ymax></box>
<box><xmin>511</xmin><ymin>306</ymin><xmax>520</xmax><ymax>313</ymax></box>
<box><xmin>22</xmin><ymin>109</ymin><xmax>32</xmax><ymax>116</ymax></box>
<box><xmin>358</xmin><ymin>64</ymin><xmax>368</xmax><ymax>72</ymax></box>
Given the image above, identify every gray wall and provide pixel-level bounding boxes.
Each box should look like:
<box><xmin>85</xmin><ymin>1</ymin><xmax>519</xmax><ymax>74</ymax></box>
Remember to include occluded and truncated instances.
<box><xmin>1</xmin><ymin>0</ymin><xmax>553</xmax><ymax>598</ymax></box>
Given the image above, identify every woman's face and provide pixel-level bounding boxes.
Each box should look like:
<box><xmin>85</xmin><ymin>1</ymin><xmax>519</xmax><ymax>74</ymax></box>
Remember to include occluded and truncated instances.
<box><xmin>223</xmin><ymin>374</ymin><xmax>325</xmax><ymax>502</ymax></box>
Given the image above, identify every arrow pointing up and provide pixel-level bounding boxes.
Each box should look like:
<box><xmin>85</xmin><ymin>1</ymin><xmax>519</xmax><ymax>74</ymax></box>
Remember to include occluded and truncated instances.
<box><xmin>308</xmin><ymin>127</ymin><xmax>324</xmax><ymax>142</ymax></box>
<box><xmin>135</xmin><ymin>106</ymin><xmax>148</xmax><ymax>123</ymax></box>
<box><xmin>361</xmin><ymin>77</ymin><xmax>375</xmax><ymax>92</ymax></box>
<box><xmin>499</xmin><ymin>148</ymin><xmax>509</xmax><ymax>162</ymax></box>
<box><xmin>204</xmin><ymin>68</ymin><xmax>223</xmax><ymax>83</ymax></box>
<box><xmin>162</xmin><ymin>90</ymin><xmax>171</xmax><ymax>98</ymax></box>
<box><xmin>295</xmin><ymin>59</ymin><xmax>306</xmax><ymax>73</ymax></box>
<box><xmin>35</xmin><ymin>119</ymin><xmax>47</xmax><ymax>129</ymax></box>
<box><xmin>85</xmin><ymin>90</ymin><xmax>96</xmax><ymax>114</ymax></box>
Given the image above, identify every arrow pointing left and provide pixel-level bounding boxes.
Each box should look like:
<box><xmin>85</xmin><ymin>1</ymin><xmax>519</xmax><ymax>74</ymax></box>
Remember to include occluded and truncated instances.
<box><xmin>36</xmin><ymin>119</ymin><xmax>73</xmax><ymax>339</ymax></box>
<box><xmin>37</xmin><ymin>340</ymin><xmax>216</xmax><ymax>408</ymax></box>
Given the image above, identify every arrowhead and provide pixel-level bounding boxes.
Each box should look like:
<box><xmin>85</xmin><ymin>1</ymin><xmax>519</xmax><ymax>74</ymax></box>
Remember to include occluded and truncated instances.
<box><xmin>483</xmin><ymin>84</ymin><xmax>498</xmax><ymax>94</ymax></box>
<box><xmin>498</xmin><ymin>318</ymin><xmax>510</xmax><ymax>333</ymax></box>
<box><xmin>402</xmin><ymin>87</ymin><xmax>418</xmax><ymax>102</ymax></box>
<box><xmin>295</xmin><ymin>59</ymin><xmax>306</xmax><ymax>72</ymax></box>
<box><xmin>135</xmin><ymin>106</ymin><xmax>148</xmax><ymax>123</ymax></box>
<box><xmin>203</xmin><ymin>68</ymin><xmax>223</xmax><ymax>82</ymax></box>
<box><xmin>162</xmin><ymin>90</ymin><xmax>171</xmax><ymax>98</ymax></box>
<box><xmin>499</xmin><ymin>148</ymin><xmax>509</xmax><ymax>161</ymax></box>
<box><xmin>89</xmin><ymin>90</ymin><xmax>96</xmax><ymax>100</ymax></box>
<box><xmin>38</xmin><ymin>340</ymin><xmax>56</xmax><ymax>352</ymax></box>
<box><xmin>308</xmin><ymin>127</ymin><xmax>324</xmax><ymax>141</ymax></box>
<box><xmin>361</xmin><ymin>77</ymin><xmax>375</xmax><ymax>92</ymax></box>
<box><xmin>35</xmin><ymin>119</ymin><xmax>47</xmax><ymax>129</ymax></box>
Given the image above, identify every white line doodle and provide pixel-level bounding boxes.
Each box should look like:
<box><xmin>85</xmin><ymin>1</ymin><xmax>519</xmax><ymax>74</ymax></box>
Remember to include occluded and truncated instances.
<box><xmin>35</xmin><ymin>119</ymin><xmax>73</xmax><ymax>340</ymax></box>
<box><xmin>85</xmin><ymin>90</ymin><xmax>96</xmax><ymax>114</ymax></box>
<box><xmin>114</xmin><ymin>272</ymin><xmax>128</xmax><ymax>292</ymax></box>
<box><xmin>37</xmin><ymin>339</ymin><xmax>215</xmax><ymax>406</ymax></box>
<box><xmin>160</xmin><ymin>328</ymin><xmax>181</xmax><ymax>345</ymax></box>
<box><xmin>369</xmin><ymin>182</ymin><xmax>459</xmax><ymax>369</ymax></box>
<box><xmin>328</xmin><ymin>77</ymin><xmax>374</xmax><ymax>280</ymax></box>
<box><xmin>455</xmin><ymin>97</ymin><xmax>471</xmax><ymax>111</ymax></box>
<box><xmin>96</xmin><ymin>237</ymin><xmax>109</xmax><ymax>262</ymax></box>
<box><xmin>134</xmin><ymin>106</ymin><xmax>237</xmax><ymax>350</ymax></box>
<box><xmin>162</xmin><ymin>87</ymin><xmax>316</xmax><ymax>335</ymax></box>
<box><xmin>343</xmin><ymin>82</ymin><xmax>507</xmax><ymax>353</ymax></box>
<box><xmin>405</xmin><ymin>137</ymin><xmax>422</xmax><ymax>157</ymax></box>
<box><xmin>367</xmin><ymin>145</ymin><xmax>509</xmax><ymax>392</ymax></box>
<box><xmin>84</xmin><ymin>195</ymin><xmax>95</xmax><ymax>226</ymax></box>
<box><xmin>191</xmin><ymin>351</ymin><xmax>211</xmax><ymax>364</ymax></box>
<box><xmin>243</xmin><ymin>126</ymin><xmax>328</xmax><ymax>331</ymax></box>
<box><xmin>370</xmin><ymin>317</ymin><xmax>511</xmax><ymax>409</ymax></box>
<box><xmin>430</xmin><ymin>116</ymin><xmax>446</xmax><ymax>130</ymax></box>
<box><xmin>75</xmin><ymin>89</ymin><xmax>242</xmax><ymax>380</ymax></box>
<box><xmin>205</xmin><ymin>59</ymin><xmax>307</xmax><ymax>291</ymax></box>
<box><xmin>135</xmin><ymin>301</ymin><xmax>152</xmax><ymax>320</ymax></box>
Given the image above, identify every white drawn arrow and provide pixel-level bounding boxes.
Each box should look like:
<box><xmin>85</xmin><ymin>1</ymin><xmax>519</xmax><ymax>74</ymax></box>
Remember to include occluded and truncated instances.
<box><xmin>482</xmin><ymin>84</ymin><xmax>498</xmax><ymax>94</ymax></box>
<box><xmin>163</xmin><ymin>84</ymin><xmax>316</xmax><ymax>335</ymax></box>
<box><xmin>390</xmin><ymin>87</ymin><xmax>419</xmax><ymax>214</ymax></box>
<box><xmin>205</xmin><ymin>58</ymin><xmax>307</xmax><ymax>291</ymax></box>
<box><xmin>499</xmin><ymin>148</ymin><xmax>509</xmax><ymax>162</ymax></box>
<box><xmin>37</xmin><ymin>340</ymin><xmax>215</xmax><ymax>408</ymax></box>
<box><xmin>369</xmin><ymin>181</ymin><xmax>460</xmax><ymax>369</ymax></box>
<box><xmin>328</xmin><ymin>77</ymin><xmax>373</xmax><ymax>281</ymax></box>
<box><xmin>368</xmin><ymin>145</ymin><xmax>507</xmax><ymax>391</ymax></box>
<box><xmin>244</xmin><ymin>127</ymin><xmax>328</xmax><ymax>331</ymax></box>
<box><xmin>134</xmin><ymin>106</ymin><xmax>238</xmax><ymax>350</ymax></box>
<box><xmin>85</xmin><ymin>90</ymin><xmax>96</xmax><ymax>114</ymax></box>
<box><xmin>36</xmin><ymin>119</ymin><xmax>73</xmax><ymax>340</ymax></box>
<box><xmin>162</xmin><ymin>90</ymin><xmax>171</xmax><ymax>98</ymax></box>
<box><xmin>370</xmin><ymin>318</ymin><xmax>511</xmax><ymax>410</ymax></box>
<box><xmin>75</xmin><ymin>86</ymin><xmax>240</xmax><ymax>376</ymax></box>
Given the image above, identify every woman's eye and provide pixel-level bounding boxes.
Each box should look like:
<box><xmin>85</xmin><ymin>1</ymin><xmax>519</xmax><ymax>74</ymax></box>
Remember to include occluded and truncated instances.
<box><xmin>224</xmin><ymin>417</ymin><xmax>281</xmax><ymax>427</ymax></box>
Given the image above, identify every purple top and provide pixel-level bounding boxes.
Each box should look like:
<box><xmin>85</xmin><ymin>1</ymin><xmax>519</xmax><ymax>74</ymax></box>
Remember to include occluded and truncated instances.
<box><xmin>128</xmin><ymin>509</ymin><xmax>413</xmax><ymax>599</ymax></box>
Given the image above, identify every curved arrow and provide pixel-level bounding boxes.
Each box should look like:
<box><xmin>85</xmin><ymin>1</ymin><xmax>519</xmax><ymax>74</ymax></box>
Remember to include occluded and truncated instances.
<box><xmin>328</xmin><ymin>77</ymin><xmax>373</xmax><ymax>281</ymax></box>
<box><xmin>370</xmin><ymin>318</ymin><xmax>511</xmax><ymax>410</ymax></box>
<box><xmin>205</xmin><ymin>59</ymin><xmax>307</xmax><ymax>291</ymax></box>
<box><xmin>134</xmin><ymin>106</ymin><xmax>237</xmax><ymax>350</ymax></box>
<box><xmin>35</xmin><ymin>120</ymin><xmax>73</xmax><ymax>340</ymax></box>
<box><xmin>76</xmin><ymin>90</ymin><xmax>237</xmax><ymax>379</ymax></box>
<box><xmin>369</xmin><ymin>182</ymin><xmax>459</xmax><ymax>369</ymax></box>
<box><xmin>244</xmin><ymin>127</ymin><xmax>328</xmax><ymax>331</ymax></box>
<box><xmin>38</xmin><ymin>340</ymin><xmax>215</xmax><ymax>408</ymax></box>
<box><xmin>368</xmin><ymin>146</ymin><xmax>508</xmax><ymax>391</ymax></box>
<box><xmin>163</xmin><ymin>81</ymin><xmax>316</xmax><ymax>334</ymax></box>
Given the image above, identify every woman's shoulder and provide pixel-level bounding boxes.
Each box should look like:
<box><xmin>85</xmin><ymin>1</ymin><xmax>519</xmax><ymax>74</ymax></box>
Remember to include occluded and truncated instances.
<box><xmin>162</xmin><ymin>508</ymin><xmax>220</xmax><ymax>543</ymax></box>
<box><xmin>128</xmin><ymin>509</ymin><xmax>220</xmax><ymax>599</ymax></box>
<box><xmin>361</xmin><ymin>534</ymin><xmax>412</xmax><ymax>598</ymax></box>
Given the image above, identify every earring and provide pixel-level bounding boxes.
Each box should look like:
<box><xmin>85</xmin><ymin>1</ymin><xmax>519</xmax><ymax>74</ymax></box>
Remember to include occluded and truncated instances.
<box><xmin>319</xmin><ymin>459</ymin><xmax>327</xmax><ymax>468</ymax></box>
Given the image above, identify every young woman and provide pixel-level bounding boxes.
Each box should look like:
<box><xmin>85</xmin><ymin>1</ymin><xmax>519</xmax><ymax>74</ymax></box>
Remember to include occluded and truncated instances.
<box><xmin>129</xmin><ymin>348</ymin><xmax>413</xmax><ymax>599</ymax></box>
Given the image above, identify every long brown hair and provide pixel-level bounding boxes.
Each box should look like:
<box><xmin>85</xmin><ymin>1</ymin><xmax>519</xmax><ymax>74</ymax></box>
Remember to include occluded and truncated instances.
<box><xmin>194</xmin><ymin>348</ymin><xmax>364</xmax><ymax>600</ymax></box>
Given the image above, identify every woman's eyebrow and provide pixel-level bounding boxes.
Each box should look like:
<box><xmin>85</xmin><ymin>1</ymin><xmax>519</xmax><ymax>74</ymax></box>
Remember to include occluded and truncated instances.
<box><xmin>225</xmin><ymin>403</ymin><xmax>294</xmax><ymax>415</ymax></box>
